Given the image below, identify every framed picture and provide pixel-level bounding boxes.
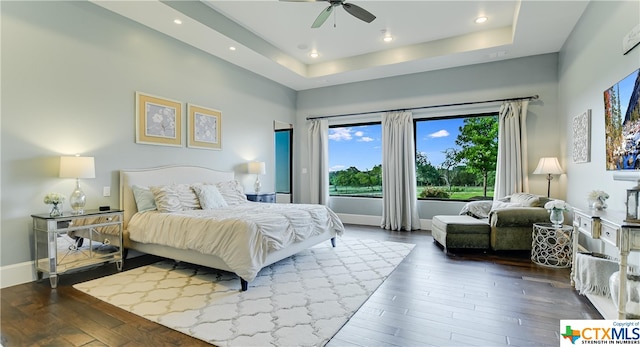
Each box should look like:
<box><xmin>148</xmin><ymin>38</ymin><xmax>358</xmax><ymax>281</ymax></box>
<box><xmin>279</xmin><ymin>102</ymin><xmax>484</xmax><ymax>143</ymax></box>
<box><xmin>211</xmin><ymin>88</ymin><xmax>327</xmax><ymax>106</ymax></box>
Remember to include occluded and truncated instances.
<box><xmin>187</xmin><ymin>104</ymin><xmax>222</xmax><ymax>150</ymax></box>
<box><xmin>572</xmin><ymin>109</ymin><xmax>591</xmax><ymax>163</ymax></box>
<box><xmin>135</xmin><ymin>92</ymin><xmax>183</xmax><ymax>147</ymax></box>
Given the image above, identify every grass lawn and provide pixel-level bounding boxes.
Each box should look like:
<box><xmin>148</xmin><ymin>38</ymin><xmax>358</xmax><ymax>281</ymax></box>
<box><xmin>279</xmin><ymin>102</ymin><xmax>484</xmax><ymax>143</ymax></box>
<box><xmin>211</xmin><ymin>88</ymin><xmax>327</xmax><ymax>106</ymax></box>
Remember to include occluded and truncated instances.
<box><xmin>329</xmin><ymin>185</ymin><xmax>493</xmax><ymax>200</ymax></box>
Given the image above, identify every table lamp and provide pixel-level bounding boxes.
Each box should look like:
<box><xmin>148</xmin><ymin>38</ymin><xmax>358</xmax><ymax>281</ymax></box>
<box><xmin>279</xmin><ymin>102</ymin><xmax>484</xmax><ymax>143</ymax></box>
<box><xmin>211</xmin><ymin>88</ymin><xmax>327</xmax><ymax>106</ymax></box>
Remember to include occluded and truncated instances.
<box><xmin>59</xmin><ymin>155</ymin><xmax>95</xmax><ymax>215</ymax></box>
<box><xmin>533</xmin><ymin>157</ymin><xmax>563</xmax><ymax>198</ymax></box>
<box><xmin>248</xmin><ymin>161</ymin><xmax>266</xmax><ymax>194</ymax></box>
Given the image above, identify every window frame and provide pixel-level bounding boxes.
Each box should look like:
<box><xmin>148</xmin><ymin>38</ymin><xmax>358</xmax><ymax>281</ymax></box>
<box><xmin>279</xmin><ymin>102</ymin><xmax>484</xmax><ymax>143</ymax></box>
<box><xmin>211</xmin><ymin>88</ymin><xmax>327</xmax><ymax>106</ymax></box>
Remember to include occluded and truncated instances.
<box><xmin>413</xmin><ymin>112</ymin><xmax>499</xmax><ymax>202</ymax></box>
<box><xmin>328</xmin><ymin>121</ymin><xmax>383</xmax><ymax>198</ymax></box>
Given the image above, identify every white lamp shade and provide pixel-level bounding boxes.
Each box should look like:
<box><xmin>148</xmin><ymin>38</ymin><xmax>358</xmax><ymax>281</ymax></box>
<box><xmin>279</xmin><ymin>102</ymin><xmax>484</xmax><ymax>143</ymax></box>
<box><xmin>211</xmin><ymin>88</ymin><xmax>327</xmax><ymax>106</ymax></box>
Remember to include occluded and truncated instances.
<box><xmin>533</xmin><ymin>157</ymin><xmax>563</xmax><ymax>175</ymax></box>
<box><xmin>59</xmin><ymin>156</ymin><xmax>96</xmax><ymax>179</ymax></box>
<box><xmin>248</xmin><ymin>161</ymin><xmax>266</xmax><ymax>175</ymax></box>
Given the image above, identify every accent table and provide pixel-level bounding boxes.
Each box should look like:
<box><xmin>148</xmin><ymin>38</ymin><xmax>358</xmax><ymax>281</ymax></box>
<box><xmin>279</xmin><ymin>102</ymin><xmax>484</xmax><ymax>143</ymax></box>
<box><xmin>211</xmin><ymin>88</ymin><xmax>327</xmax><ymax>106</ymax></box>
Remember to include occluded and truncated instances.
<box><xmin>32</xmin><ymin>209</ymin><xmax>124</xmax><ymax>288</ymax></box>
<box><xmin>572</xmin><ymin>208</ymin><xmax>640</xmax><ymax>319</ymax></box>
<box><xmin>531</xmin><ymin>223</ymin><xmax>573</xmax><ymax>268</ymax></box>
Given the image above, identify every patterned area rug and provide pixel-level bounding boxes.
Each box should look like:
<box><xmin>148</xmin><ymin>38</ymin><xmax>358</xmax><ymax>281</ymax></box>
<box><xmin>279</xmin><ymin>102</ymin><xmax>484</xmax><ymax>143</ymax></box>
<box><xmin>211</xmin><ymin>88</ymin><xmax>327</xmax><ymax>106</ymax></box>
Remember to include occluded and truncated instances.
<box><xmin>73</xmin><ymin>238</ymin><xmax>415</xmax><ymax>346</ymax></box>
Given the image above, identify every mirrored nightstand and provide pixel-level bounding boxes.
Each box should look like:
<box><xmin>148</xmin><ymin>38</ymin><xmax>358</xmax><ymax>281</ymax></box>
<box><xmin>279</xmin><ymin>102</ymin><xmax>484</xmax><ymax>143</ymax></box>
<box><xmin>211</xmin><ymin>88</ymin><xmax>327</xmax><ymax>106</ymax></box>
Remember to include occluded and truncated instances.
<box><xmin>32</xmin><ymin>209</ymin><xmax>123</xmax><ymax>288</ymax></box>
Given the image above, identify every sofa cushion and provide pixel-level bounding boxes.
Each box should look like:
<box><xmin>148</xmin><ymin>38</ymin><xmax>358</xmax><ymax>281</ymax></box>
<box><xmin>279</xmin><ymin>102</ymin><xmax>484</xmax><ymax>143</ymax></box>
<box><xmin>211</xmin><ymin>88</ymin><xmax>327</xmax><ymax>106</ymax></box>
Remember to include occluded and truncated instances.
<box><xmin>432</xmin><ymin>215</ymin><xmax>490</xmax><ymax>235</ymax></box>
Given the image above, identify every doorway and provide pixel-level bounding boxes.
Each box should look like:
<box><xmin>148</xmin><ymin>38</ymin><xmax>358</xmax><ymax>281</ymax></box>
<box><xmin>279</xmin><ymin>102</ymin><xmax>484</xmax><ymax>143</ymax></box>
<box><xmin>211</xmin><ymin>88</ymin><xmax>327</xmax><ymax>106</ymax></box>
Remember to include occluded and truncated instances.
<box><xmin>274</xmin><ymin>122</ymin><xmax>293</xmax><ymax>203</ymax></box>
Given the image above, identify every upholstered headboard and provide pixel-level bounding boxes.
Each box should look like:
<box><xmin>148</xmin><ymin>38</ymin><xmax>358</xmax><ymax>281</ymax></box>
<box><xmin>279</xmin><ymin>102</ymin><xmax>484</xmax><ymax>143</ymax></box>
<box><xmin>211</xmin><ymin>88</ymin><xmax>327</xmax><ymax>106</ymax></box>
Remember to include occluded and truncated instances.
<box><xmin>119</xmin><ymin>165</ymin><xmax>234</xmax><ymax>228</ymax></box>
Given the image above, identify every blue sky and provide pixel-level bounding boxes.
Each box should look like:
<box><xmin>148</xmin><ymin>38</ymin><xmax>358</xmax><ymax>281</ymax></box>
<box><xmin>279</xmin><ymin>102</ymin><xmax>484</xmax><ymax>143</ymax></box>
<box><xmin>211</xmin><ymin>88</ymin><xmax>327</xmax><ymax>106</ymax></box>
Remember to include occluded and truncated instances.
<box><xmin>328</xmin><ymin>118</ymin><xmax>465</xmax><ymax>172</ymax></box>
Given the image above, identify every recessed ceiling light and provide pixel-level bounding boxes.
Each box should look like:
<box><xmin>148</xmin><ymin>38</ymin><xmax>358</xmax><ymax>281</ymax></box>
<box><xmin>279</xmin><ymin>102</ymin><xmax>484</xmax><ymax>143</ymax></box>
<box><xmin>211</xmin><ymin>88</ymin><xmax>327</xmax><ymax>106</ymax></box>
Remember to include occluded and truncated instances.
<box><xmin>173</xmin><ymin>19</ymin><xmax>182</xmax><ymax>25</ymax></box>
<box><xmin>309</xmin><ymin>51</ymin><xmax>319</xmax><ymax>58</ymax></box>
<box><xmin>475</xmin><ymin>16</ymin><xmax>488</xmax><ymax>24</ymax></box>
<box><xmin>229</xmin><ymin>46</ymin><xmax>236</xmax><ymax>51</ymax></box>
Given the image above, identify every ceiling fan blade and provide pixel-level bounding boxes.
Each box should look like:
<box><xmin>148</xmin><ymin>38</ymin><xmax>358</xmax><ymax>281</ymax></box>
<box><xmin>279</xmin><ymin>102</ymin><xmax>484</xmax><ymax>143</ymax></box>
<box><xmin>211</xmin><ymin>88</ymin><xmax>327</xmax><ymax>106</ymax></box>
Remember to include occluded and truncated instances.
<box><xmin>342</xmin><ymin>3</ymin><xmax>376</xmax><ymax>23</ymax></box>
<box><xmin>279</xmin><ymin>0</ymin><xmax>325</xmax><ymax>2</ymax></box>
<box><xmin>311</xmin><ymin>5</ymin><xmax>333</xmax><ymax>28</ymax></box>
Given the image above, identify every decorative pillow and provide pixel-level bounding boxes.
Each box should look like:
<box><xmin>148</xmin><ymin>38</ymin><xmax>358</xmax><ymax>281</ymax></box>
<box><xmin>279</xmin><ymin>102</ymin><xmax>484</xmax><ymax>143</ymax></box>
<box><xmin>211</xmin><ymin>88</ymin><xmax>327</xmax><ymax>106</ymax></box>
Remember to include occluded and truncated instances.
<box><xmin>215</xmin><ymin>180</ymin><xmax>247</xmax><ymax>205</ymax></box>
<box><xmin>150</xmin><ymin>185</ymin><xmax>183</xmax><ymax>213</ymax></box>
<box><xmin>509</xmin><ymin>193</ymin><xmax>542</xmax><ymax>207</ymax></box>
<box><xmin>175</xmin><ymin>183</ymin><xmax>201</xmax><ymax>210</ymax></box>
<box><xmin>132</xmin><ymin>185</ymin><xmax>156</xmax><ymax>212</ymax></box>
<box><xmin>150</xmin><ymin>184</ymin><xmax>202</xmax><ymax>212</ymax></box>
<box><xmin>192</xmin><ymin>184</ymin><xmax>228</xmax><ymax>209</ymax></box>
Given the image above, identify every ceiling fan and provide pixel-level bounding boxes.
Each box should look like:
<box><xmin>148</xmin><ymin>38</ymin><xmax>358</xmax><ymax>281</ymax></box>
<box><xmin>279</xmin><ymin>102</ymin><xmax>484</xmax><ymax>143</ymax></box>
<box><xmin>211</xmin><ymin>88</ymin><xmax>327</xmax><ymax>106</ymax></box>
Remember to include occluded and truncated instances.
<box><xmin>281</xmin><ymin>0</ymin><xmax>376</xmax><ymax>28</ymax></box>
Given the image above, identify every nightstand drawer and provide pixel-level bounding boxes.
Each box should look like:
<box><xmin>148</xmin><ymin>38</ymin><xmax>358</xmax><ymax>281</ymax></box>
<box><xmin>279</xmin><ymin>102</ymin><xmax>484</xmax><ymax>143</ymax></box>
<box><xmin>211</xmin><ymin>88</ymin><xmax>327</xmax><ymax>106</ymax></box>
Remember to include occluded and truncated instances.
<box><xmin>574</xmin><ymin>211</ymin><xmax>599</xmax><ymax>238</ymax></box>
<box><xmin>600</xmin><ymin>221</ymin><xmax>618</xmax><ymax>247</ymax></box>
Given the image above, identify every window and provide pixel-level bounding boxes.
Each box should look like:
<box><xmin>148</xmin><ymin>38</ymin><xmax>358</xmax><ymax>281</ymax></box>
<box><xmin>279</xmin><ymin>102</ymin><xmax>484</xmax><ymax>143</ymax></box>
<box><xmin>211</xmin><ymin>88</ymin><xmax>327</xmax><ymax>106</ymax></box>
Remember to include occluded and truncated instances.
<box><xmin>327</xmin><ymin>113</ymin><xmax>498</xmax><ymax>201</ymax></box>
<box><xmin>415</xmin><ymin>113</ymin><xmax>498</xmax><ymax>201</ymax></box>
<box><xmin>328</xmin><ymin>123</ymin><xmax>382</xmax><ymax>197</ymax></box>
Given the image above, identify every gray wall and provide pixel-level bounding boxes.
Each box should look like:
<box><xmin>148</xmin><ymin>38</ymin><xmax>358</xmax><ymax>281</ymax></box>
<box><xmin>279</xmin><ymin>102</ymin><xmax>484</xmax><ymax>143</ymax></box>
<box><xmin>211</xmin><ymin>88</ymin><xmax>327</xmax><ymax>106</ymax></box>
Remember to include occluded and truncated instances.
<box><xmin>294</xmin><ymin>53</ymin><xmax>563</xmax><ymax>219</ymax></box>
<box><xmin>560</xmin><ymin>0</ymin><xmax>640</xmax><ymax>213</ymax></box>
<box><xmin>559</xmin><ymin>1</ymin><xmax>639</xmax><ymax>259</ymax></box>
<box><xmin>1</xmin><ymin>2</ymin><xmax>296</xmax><ymax>269</ymax></box>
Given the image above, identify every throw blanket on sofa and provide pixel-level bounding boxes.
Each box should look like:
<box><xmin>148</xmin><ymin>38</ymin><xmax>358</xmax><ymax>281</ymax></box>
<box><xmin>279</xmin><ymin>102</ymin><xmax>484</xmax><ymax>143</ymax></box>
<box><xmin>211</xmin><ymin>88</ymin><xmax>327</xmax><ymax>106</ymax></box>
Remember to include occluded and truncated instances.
<box><xmin>459</xmin><ymin>200</ymin><xmax>521</xmax><ymax>219</ymax></box>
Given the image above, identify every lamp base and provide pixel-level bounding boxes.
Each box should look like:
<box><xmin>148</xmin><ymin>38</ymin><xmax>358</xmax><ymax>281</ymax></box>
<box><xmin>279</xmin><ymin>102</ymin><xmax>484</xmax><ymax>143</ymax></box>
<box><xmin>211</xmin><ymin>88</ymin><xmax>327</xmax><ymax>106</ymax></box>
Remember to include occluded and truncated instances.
<box><xmin>254</xmin><ymin>176</ymin><xmax>261</xmax><ymax>194</ymax></box>
<box><xmin>69</xmin><ymin>180</ymin><xmax>86</xmax><ymax>215</ymax></box>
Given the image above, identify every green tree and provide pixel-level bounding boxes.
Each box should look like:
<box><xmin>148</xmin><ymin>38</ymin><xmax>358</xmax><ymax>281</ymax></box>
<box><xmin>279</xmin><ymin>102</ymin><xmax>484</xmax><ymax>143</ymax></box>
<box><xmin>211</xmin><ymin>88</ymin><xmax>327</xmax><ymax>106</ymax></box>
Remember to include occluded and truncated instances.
<box><xmin>369</xmin><ymin>164</ymin><xmax>382</xmax><ymax>188</ymax></box>
<box><xmin>454</xmin><ymin>116</ymin><xmax>498</xmax><ymax>197</ymax></box>
<box><xmin>333</xmin><ymin>166</ymin><xmax>360</xmax><ymax>193</ymax></box>
<box><xmin>415</xmin><ymin>151</ymin><xmax>442</xmax><ymax>186</ymax></box>
<box><xmin>440</xmin><ymin>148</ymin><xmax>459</xmax><ymax>191</ymax></box>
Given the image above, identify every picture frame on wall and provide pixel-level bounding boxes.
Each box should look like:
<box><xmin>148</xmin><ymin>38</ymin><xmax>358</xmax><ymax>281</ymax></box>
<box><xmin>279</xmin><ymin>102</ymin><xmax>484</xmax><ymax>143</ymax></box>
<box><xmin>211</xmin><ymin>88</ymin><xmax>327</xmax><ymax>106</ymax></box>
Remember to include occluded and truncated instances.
<box><xmin>572</xmin><ymin>109</ymin><xmax>591</xmax><ymax>163</ymax></box>
<box><xmin>135</xmin><ymin>92</ymin><xmax>183</xmax><ymax>147</ymax></box>
<box><xmin>187</xmin><ymin>104</ymin><xmax>222</xmax><ymax>150</ymax></box>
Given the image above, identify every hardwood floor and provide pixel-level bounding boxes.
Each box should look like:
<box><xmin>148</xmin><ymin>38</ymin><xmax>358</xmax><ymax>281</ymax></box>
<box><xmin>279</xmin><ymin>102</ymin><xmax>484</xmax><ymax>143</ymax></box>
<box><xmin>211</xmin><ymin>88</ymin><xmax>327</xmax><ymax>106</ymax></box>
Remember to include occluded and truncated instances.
<box><xmin>1</xmin><ymin>224</ymin><xmax>600</xmax><ymax>346</ymax></box>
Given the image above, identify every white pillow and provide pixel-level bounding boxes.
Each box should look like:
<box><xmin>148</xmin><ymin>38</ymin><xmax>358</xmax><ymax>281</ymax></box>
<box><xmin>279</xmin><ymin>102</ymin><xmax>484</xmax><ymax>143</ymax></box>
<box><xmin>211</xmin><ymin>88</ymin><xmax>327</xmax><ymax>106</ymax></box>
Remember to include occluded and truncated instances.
<box><xmin>131</xmin><ymin>185</ymin><xmax>156</xmax><ymax>212</ymax></box>
<box><xmin>193</xmin><ymin>184</ymin><xmax>228</xmax><ymax>209</ymax></box>
<box><xmin>215</xmin><ymin>180</ymin><xmax>247</xmax><ymax>205</ymax></box>
<box><xmin>175</xmin><ymin>183</ymin><xmax>201</xmax><ymax>210</ymax></box>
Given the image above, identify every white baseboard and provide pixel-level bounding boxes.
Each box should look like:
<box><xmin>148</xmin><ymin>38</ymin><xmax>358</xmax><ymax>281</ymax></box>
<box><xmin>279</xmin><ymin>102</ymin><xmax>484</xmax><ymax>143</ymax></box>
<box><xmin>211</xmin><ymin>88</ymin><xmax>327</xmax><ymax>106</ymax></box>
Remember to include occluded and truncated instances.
<box><xmin>337</xmin><ymin>213</ymin><xmax>431</xmax><ymax>231</ymax></box>
<box><xmin>1</xmin><ymin>260</ymin><xmax>36</xmax><ymax>289</ymax></box>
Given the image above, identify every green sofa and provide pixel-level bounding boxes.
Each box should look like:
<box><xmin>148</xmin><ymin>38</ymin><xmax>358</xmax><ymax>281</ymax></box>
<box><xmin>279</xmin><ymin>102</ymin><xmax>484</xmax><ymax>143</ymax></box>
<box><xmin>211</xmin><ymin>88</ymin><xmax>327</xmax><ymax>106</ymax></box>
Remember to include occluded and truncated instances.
<box><xmin>432</xmin><ymin>193</ymin><xmax>558</xmax><ymax>251</ymax></box>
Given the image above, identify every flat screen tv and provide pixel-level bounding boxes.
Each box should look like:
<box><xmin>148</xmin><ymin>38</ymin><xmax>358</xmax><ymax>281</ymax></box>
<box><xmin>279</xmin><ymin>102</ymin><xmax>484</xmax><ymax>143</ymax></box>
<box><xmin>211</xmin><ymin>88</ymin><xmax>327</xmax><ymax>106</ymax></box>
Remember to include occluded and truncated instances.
<box><xmin>605</xmin><ymin>68</ymin><xmax>640</xmax><ymax>170</ymax></box>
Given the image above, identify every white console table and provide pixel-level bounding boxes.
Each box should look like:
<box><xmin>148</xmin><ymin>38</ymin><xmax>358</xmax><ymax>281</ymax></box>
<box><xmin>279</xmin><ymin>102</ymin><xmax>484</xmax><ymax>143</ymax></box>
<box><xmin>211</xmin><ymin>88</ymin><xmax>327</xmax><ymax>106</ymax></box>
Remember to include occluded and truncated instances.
<box><xmin>572</xmin><ymin>208</ymin><xmax>640</xmax><ymax>319</ymax></box>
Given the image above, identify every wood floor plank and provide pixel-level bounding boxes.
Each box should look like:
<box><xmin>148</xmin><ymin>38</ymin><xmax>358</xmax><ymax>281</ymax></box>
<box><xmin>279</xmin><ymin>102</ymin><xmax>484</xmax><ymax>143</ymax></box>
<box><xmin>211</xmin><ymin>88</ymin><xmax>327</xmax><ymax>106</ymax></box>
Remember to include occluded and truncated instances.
<box><xmin>1</xmin><ymin>224</ymin><xmax>601</xmax><ymax>346</ymax></box>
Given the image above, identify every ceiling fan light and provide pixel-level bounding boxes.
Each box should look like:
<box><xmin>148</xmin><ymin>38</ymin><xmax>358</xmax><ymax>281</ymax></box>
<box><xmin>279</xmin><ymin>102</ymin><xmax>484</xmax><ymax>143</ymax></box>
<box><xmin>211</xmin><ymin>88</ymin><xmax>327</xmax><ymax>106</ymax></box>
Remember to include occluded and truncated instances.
<box><xmin>309</xmin><ymin>51</ymin><xmax>319</xmax><ymax>58</ymax></box>
<box><xmin>383</xmin><ymin>35</ymin><xmax>393</xmax><ymax>42</ymax></box>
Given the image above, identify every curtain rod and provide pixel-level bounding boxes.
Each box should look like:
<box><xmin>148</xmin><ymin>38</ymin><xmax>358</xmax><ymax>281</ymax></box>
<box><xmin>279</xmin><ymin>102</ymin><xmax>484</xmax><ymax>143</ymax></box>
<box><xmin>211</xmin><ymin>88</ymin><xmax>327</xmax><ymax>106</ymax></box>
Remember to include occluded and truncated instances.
<box><xmin>305</xmin><ymin>94</ymin><xmax>539</xmax><ymax>121</ymax></box>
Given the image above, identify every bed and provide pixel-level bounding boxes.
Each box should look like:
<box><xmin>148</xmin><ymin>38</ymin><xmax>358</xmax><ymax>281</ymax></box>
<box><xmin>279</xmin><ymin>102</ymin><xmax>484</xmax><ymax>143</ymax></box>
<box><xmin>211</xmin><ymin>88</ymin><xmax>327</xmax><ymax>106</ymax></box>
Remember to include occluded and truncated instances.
<box><xmin>119</xmin><ymin>165</ymin><xmax>344</xmax><ymax>291</ymax></box>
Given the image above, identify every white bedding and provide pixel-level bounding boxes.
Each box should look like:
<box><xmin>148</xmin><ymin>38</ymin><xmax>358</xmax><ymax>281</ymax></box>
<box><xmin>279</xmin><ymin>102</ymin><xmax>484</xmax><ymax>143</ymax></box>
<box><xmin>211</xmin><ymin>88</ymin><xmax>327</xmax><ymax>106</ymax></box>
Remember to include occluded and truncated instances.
<box><xmin>127</xmin><ymin>201</ymin><xmax>344</xmax><ymax>281</ymax></box>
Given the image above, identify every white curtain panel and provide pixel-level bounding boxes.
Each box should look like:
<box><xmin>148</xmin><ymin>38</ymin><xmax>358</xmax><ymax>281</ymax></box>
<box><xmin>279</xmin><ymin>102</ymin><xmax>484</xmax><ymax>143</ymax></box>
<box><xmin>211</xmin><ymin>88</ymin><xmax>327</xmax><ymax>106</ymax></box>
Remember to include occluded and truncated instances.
<box><xmin>308</xmin><ymin>119</ymin><xmax>329</xmax><ymax>205</ymax></box>
<box><xmin>381</xmin><ymin>111</ymin><xmax>420</xmax><ymax>231</ymax></box>
<box><xmin>494</xmin><ymin>100</ymin><xmax>530</xmax><ymax>199</ymax></box>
